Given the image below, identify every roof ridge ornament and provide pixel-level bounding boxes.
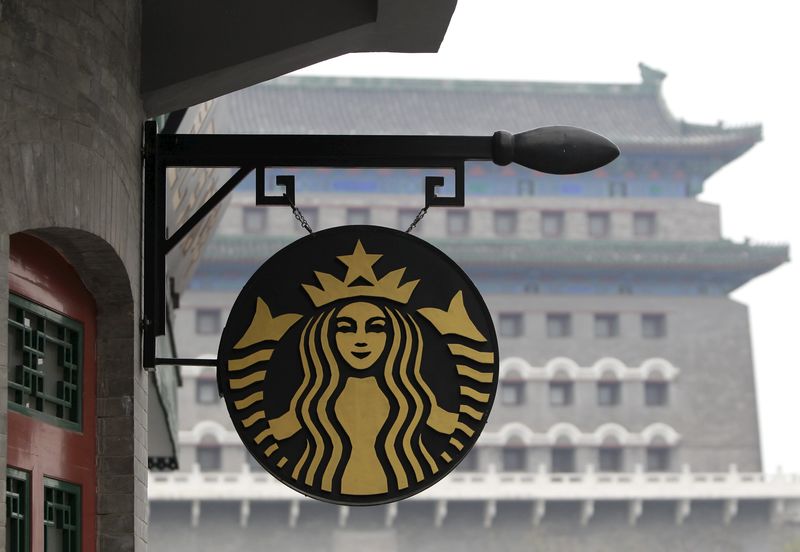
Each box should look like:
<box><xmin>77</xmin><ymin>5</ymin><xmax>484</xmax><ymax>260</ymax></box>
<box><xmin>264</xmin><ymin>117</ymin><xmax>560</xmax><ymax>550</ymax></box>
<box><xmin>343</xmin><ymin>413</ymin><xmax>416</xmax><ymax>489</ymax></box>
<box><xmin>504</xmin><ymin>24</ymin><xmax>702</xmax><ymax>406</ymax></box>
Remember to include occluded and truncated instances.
<box><xmin>639</xmin><ymin>62</ymin><xmax>667</xmax><ymax>88</ymax></box>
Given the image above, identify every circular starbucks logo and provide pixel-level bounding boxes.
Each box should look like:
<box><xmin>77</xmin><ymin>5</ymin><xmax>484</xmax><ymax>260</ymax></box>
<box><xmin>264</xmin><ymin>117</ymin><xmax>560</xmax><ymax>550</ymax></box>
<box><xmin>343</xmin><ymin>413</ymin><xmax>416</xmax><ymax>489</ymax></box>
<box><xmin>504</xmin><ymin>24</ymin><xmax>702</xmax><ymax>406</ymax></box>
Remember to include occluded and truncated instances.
<box><xmin>217</xmin><ymin>225</ymin><xmax>498</xmax><ymax>505</ymax></box>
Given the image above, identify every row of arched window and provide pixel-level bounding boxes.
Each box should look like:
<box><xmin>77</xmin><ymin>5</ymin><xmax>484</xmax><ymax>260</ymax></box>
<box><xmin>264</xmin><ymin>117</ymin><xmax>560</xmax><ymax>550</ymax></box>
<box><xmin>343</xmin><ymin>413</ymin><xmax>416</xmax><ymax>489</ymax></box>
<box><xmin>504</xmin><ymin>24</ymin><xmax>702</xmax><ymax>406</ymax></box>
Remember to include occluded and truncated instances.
<box><xmin>499</xmin><ymin>356</ymin><xmax>679</xmax><ymax>382</ymax></box>
<box><xmin>459</xmin><ymin>442</ymin><xmax>672</xmax><ymax>473</ymax></box>
<box><xmin>192</xmin><ymin>440</ymin><xmax>674</xmax><ymax>474</ymax></box>
<box><xmin>185</xmin><ymin>421</ymin><xmax>680</xmax><ymax>473</ymax></box>
<box><xmin>500</xmin><ymin>379</ymin><xmax>670</xmax><ymax>407</ymax></box>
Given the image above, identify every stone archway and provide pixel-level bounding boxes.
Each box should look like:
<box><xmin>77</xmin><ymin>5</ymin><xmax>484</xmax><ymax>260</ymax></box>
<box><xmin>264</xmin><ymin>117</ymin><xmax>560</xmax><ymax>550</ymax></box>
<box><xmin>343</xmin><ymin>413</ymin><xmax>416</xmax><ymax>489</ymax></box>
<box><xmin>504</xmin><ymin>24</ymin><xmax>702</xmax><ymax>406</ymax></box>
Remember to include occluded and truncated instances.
<box><xmin>1</xmin><ymin>227</ymin><xmax>142</xmax><ymax>550</ymax></box>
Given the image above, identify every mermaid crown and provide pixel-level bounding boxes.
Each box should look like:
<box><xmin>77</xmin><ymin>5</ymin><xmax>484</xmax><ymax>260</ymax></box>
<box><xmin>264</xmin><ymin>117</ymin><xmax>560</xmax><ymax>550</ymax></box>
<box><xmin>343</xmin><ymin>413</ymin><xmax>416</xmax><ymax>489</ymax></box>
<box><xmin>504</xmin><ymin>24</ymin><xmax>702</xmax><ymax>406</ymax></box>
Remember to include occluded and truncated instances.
<box><xmin>302</xmin><ymin>240</ymin><xmax>419</xmax><ymax>307</ymax></box>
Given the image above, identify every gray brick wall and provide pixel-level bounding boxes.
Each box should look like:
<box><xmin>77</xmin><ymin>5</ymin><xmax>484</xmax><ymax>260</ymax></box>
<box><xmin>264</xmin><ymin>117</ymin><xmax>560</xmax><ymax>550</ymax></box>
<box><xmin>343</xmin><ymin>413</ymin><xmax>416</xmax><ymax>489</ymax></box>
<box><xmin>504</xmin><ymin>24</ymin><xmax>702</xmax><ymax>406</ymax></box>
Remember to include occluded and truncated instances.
<box><xmin>1</xmin><ymin>0</ymin><xmax>146</xmax><ymax>549</ymax></box>
<box><xmin>487</xmin><ymin>294</ymin><xmax>761</xmax><ymax>471</ymax></box>
<box><xmin>0</xmin><ymin>236</ymin><xmax>8</xmax><ymax>542</ymax></box>
<box><xmin>173</xmin><ymin>289</ymin><xmax>761</xmax><ymax>474</ymax></box>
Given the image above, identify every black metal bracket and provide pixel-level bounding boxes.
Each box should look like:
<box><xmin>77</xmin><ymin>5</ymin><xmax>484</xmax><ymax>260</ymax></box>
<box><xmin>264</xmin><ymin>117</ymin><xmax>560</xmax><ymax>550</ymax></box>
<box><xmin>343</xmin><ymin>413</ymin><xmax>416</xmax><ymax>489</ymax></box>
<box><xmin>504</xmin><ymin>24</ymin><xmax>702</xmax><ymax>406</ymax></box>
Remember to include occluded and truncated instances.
<box><xmin>142</xmin><ymin>122</ymin><xmax>618</xmax><ymax>368</ymax></box>
<box><xmin>425</xmin><ymin>174</ymin><xmax>464</xmax><ymax>208</ymax></box>
<box><xmin>256</xmin><ymin>171</ymin><xmax>295</xmax><ymax>206</ymax></box>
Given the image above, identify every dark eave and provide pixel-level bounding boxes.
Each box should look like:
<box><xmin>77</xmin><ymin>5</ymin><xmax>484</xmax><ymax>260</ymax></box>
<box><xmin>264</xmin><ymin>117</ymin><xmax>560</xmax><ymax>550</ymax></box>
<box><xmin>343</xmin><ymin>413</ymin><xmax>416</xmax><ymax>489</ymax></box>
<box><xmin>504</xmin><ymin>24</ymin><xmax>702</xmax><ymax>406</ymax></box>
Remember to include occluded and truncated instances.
<box><xmin>200</xmin><ymin>235</ymin><xmax>788</xmax><ymax>288</ymax></box>
<box><xmin>141</xmin><ymin>0</ymin><xmax>457</xmax><ymax>116</ymax></box>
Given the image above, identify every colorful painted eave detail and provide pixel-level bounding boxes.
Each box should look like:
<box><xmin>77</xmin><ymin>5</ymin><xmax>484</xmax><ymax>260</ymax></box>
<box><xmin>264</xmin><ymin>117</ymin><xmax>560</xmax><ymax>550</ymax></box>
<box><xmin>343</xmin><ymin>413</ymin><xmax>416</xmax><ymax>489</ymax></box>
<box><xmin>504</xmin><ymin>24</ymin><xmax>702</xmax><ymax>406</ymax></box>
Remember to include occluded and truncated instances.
<box><xmin>201</xmin><ymin>236</ymin><xmax>788</xmax><ymax>276</ymax></box>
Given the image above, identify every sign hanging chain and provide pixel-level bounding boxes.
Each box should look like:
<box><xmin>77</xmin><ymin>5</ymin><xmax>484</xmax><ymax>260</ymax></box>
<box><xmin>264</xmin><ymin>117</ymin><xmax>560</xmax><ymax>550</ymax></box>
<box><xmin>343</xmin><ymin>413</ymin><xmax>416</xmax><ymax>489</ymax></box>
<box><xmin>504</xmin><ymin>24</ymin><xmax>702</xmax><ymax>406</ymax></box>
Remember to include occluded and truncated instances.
<box><xmin>284</xmin><ymin>193</ymin><xmax>314</xmax><ymax>234</ymax></box>
<box><xmin>283</xmin><ymin>193</ymin><xmax>429</xmax><ymax>234</ymax></box>
<box><xmin>405</xmin><ymin>206</ymin><xmax>428</xmax><ymax>233</ymax></box>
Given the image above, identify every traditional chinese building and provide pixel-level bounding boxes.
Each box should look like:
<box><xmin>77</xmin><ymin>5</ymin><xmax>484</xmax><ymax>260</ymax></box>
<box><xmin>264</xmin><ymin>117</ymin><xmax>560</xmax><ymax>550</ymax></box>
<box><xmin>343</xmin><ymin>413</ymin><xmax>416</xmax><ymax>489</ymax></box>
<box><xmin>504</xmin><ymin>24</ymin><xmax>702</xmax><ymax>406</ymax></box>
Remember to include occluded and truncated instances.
<box><xmin>148</xmin><ymin>66</ymin><xmax>800</xmax><ymax>551</ymax></box>
<box><xmin>1</xmin><ymin>1</ymin><xmax>455</xmax><ymax>549</ymax></box>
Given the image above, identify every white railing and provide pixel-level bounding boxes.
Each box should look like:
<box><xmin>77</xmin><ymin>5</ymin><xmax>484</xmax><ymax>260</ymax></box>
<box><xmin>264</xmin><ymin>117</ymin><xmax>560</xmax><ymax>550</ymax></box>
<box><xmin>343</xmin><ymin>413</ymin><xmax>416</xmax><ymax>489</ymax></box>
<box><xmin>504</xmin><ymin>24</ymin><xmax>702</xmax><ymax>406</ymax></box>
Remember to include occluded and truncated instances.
<box><xmin>149</xmin><ymin>464</ymin><xmax>800</xmax><ymax>502</ymax></box>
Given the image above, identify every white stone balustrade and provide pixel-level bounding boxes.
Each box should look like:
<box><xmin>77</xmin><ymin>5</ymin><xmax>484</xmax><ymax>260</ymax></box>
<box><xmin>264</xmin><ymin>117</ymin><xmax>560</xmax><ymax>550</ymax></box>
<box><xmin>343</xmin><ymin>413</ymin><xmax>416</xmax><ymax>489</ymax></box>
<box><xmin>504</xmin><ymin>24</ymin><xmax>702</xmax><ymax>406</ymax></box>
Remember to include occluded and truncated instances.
<box><xmin>149</xmin><ymin>463</ymin><xmax>800</xmax><ymax>528</ymax></box>
<box><xmin>149</xmin><ymin>463</ymin><xmax>800</xmax><ymax>504</ymax></box>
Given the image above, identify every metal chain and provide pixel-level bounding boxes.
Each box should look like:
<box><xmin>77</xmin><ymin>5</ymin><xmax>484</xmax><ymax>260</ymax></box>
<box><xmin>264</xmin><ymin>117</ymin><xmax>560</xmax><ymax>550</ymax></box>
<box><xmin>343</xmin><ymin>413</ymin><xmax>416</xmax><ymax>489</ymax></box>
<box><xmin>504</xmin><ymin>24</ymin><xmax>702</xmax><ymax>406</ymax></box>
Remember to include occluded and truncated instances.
<box><xmin>405</xmin><ymin>206</ymin><xmax>429</xmax><ymax>233</ymax></box>
<box><xmin>285</xmin><ymin>192</ymin><xmax>426</xmax><ymax>235</ymax></box>
<box><xmin>284</xmin><ymin>193</ymin><xmax>314</xmax><ymax>234</ymax></box>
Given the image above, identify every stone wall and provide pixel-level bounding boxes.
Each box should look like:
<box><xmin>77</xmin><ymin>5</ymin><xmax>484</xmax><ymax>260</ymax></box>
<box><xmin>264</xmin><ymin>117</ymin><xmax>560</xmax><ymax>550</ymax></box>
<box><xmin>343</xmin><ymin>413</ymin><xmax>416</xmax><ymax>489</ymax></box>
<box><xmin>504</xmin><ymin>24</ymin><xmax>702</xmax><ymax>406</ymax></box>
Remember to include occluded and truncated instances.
<box><xmin>488</xmin><ymin>294</ymin><xmax>761</xmax><ymax>471</ymax></box>
<box><xmin>0</xmin><ymin>0</ymin><xmax>146</xmax><ymax>549</ymax></box>
<box><xmin>172</xmin><ymin>292</ymin><xmax>761</xmax><ymax>474</ymax></box>
<box><xmin>149</xmin><ymin>500</ymin><xmax>800</xmax><ymax>552</ymax></box>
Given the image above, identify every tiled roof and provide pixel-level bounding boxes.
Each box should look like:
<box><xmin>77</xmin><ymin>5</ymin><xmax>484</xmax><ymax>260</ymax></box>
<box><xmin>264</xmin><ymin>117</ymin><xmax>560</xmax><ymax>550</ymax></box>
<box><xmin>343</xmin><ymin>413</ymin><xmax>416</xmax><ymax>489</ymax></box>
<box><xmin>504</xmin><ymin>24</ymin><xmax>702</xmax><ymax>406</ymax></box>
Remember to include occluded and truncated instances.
<box><xmin>168</xmin><ymin>99</ymin><xmax>227</xmax><ymax>296</ymax></box>
<box><xmin>214</xmin><ymin>64</ymin><xmax>760</xmax><ymax>155</ymax></box>
<box><xmin>202</xmin><ymin>235</ymin><xmax>787</xmax><ymax>279</ymax></box>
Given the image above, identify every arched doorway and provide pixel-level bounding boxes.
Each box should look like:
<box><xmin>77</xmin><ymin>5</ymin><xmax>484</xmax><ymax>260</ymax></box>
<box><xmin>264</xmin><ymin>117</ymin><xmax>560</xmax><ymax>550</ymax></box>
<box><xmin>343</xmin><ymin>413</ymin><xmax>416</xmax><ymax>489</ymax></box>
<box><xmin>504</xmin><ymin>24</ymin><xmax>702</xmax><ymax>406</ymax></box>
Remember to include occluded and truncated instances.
<box><xmin>6</xmin><ymin>233</ymin><xmax>97</xmax><ymax>551</ymax></box>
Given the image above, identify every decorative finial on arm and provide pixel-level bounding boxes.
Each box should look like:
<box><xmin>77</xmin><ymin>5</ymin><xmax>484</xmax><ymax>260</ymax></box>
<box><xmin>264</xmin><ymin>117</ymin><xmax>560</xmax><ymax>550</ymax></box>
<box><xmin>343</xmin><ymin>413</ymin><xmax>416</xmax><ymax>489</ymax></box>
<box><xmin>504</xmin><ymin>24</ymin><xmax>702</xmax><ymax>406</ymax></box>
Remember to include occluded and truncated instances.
<box><xmin>492</xmin><ymin>126</ymin><xmax>620</xmax><ymax>175</ymax></box>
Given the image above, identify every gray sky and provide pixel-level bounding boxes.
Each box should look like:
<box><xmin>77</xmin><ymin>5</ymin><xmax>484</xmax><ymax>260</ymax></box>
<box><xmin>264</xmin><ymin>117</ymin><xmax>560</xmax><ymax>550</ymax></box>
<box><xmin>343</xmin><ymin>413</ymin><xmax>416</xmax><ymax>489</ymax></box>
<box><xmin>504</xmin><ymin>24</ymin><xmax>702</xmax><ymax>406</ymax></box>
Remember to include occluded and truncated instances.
<box><xmin>294</xmin><ymin>0</ymin><xmax>800</xmax><ymax>472</ymax></box>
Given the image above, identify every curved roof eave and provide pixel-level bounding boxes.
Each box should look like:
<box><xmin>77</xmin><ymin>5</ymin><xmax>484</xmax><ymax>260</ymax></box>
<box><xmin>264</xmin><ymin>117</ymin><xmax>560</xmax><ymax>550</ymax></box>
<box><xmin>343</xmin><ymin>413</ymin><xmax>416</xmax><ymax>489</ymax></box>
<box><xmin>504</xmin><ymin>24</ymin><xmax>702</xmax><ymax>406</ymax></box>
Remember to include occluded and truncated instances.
<box><xmin>210</xmin><ymin>66</ymin><xmax>761</xmax><ymax>157</ymax></box>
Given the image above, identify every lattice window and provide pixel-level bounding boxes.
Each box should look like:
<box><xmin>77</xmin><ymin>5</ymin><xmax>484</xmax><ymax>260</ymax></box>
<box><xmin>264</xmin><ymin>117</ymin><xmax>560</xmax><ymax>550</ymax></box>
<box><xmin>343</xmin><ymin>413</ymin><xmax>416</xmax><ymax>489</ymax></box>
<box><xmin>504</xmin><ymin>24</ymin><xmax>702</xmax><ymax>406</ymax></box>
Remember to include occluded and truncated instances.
<box><xmin>6</xmin><ymin>467</ymin><xmax>30</xmax><ymax>552</ymax></box>
<box><xmin>43</xmin><ymin>478</ymin><xmax>81</xmax><ymax>552</ymax></box>
<box><xmin>7</xmin><ymin>294</ymin><xmax>83</xmax><ymax>430</ymax></box>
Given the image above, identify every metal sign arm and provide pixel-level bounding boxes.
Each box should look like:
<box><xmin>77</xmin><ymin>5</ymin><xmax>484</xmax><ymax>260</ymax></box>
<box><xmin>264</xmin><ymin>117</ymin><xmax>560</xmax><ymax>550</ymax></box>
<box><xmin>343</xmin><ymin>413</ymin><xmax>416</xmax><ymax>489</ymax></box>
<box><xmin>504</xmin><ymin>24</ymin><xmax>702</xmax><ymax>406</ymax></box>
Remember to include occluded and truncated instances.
<box><xmin>165</xmin><ymin>167</ymin><xmax>253</xmax><ymax>254</ymax></box>
<box><xmin>141</xmin><ymin>121</ymin><xmax>618</xmax><ymax>369</ymax></box>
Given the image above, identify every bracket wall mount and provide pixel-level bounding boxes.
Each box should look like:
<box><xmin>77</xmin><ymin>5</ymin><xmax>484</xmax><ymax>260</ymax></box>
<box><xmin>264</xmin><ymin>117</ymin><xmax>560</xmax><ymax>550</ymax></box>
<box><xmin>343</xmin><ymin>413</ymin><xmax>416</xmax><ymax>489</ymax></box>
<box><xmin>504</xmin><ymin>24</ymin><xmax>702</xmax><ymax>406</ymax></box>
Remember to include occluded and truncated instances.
<box><xmin>141</xmin><ymin>120</ymin><xmax>618</xmax><ymax>369</ymax></box>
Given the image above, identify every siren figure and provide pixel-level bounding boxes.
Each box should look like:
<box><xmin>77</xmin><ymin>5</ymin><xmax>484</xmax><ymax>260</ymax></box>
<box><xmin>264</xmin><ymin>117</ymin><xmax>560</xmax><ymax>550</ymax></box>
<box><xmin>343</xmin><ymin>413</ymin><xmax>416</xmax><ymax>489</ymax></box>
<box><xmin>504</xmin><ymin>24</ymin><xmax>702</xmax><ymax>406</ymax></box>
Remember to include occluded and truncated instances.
<box><xmin>270</xmin><ymin>241</ymin><xmax>463</xmax><ymax>495</ymax></box>
<box><xmin>225</xmin><ymin>239</ymin><xmax>493</xmax><ymax>499</ymax></box>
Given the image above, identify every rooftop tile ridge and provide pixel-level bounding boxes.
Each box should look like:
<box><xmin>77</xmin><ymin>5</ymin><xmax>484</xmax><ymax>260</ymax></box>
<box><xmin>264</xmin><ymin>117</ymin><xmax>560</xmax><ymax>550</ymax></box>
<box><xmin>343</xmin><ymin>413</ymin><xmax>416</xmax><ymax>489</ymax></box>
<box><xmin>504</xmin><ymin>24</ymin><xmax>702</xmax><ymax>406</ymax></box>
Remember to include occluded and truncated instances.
<box><xmin>637</xmin><ymin>63</ymin><xmax>762</xmax><ymax>141</ymax></box>
<box><xmin>209</xmin><ymin>235</ymin><xmax>788</xmax><ymax>250</ymax></box>
<box><xmin>679</xmin><ymin>119</ymin><xmax>763</xmax><ymax>137</ymax></box>
<box><xmin>260</xmin><ymin>74</ymin><xmax>651</xmax><ymax>96</ymax></box>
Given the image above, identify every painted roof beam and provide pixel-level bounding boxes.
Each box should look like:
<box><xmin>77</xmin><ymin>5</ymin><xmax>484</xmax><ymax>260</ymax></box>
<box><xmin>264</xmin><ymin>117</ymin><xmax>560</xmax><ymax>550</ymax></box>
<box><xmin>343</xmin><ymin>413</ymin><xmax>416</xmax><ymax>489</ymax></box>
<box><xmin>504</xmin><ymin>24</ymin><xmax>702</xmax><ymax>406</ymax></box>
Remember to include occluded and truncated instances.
<box><xmin>141</xmin><ymin>0</ymin><xmax>457</xmax><ymax>116</ymax></box>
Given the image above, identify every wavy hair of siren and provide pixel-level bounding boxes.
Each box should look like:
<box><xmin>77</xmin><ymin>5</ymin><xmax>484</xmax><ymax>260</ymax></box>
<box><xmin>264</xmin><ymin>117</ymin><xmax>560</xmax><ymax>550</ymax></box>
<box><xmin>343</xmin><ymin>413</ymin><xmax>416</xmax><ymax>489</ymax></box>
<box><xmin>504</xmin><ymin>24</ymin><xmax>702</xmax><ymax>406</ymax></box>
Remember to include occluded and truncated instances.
<box><xmin>287</xmin><ymin>304</ymin><xmax>438</xmax><ymax>494</ymax></box>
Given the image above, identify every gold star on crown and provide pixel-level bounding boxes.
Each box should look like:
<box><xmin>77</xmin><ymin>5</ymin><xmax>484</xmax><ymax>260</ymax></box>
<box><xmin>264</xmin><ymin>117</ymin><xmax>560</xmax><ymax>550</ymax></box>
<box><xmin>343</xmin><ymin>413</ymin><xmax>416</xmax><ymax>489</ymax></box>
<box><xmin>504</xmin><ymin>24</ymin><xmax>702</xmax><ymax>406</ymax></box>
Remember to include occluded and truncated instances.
<box><xmin>302</xmin><ymin>240</ymin><xmax>419</xmax><ymax>307</ymax></box>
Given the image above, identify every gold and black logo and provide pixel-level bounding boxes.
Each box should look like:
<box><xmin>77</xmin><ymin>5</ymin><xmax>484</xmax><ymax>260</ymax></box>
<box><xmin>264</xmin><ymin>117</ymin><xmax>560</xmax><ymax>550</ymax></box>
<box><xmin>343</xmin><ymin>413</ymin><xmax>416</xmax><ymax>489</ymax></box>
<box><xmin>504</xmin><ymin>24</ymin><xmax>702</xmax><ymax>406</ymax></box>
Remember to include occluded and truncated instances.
<box><xmin>218</xmin><ymin>226</ymin><xmax>498</xmax><ymax>505</ymax></box>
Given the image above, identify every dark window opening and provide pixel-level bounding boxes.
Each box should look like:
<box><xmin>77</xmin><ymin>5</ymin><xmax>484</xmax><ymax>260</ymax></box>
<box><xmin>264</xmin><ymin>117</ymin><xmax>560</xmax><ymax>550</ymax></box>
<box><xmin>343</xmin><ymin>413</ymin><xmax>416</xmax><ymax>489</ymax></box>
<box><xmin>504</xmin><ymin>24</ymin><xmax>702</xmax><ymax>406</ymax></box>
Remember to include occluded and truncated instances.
<box><xmin>551</xmin><ymin>447</ymin><xmax>575</xmax><ymax>473</ymax></box>
<box><xmin>346</xmin><ymin>208</ymin><xmax>370</xmax><ymax>225</ymax></box>
<box><xmin>43</xmin><ymin>478</ymin><xmax>80</xmax><ymax>552</ymax></box>
<box><xmin>502</xmin><ymin>447</ymin><xmax>527</xmax><ymax>472</ymax></box>
<box><xmin>588</xmin><ymin>211</ymin><xmax>610</xmax><ymax>238</ymax></box>
<box><xmin>541</xmin><ymin>211</ymin><xmax>564</xmax><ymax>238</ymax></box>
<box><xmin>594</xmin><ymin>313</ymin><xmax>619</xmax><ymax>338</ymax></box>
<box><xmin>609</xmin><ymin>181</ymin><xmax>628</xmax><ymax>197</ymax></box>
<box><xmin>499</xmin><ymin>313</ymin><xmax>524</xmax><ymax>337</ymax></box>
<box><xmin>197</xmin><ymin>443</ymin><xmax>222</xmax><ymax>472</ymax></box>
<box><xmin>634</xmin><ymin>212</ymin><xmax>657</xmax><ymax>237</ymax></box>
<box><xmin>597</xmin><ymin>381</ymin><xmax>621</xmax><ymax>406</ymax></box>
<box><xmin>546</xmin><ymin>313</ymin><xmax>571</xmax><ymax>338</ymax></box>
<box><xmin>6</xmin><ymin>467</ymin><xmax>29</xmax><ymax>552</ymax></box>
<box><xmin>598</xmin><ymin>447</ymin><xmax>623</xmax><ymax>472</ymax></box>
<box><xmin>494</xmin><ymin>210</ymin><xmax>518</xmax><ymax>236</ymax></box>
<box><xmin>7</xmin><ymin>294</ymin><xmax>83</xmax><ymax>430</ymax></box>
<box><xmin>644</xmin><ymin>381</ymin><xmax>669</xmax><ymax>406</ymax></box>
<box><xmin>447</xmin><ymin>210</ymin><xmax>470</xmax><ymax>236</ymax></box>
<box><xmin>195</xmin><ymin>309</ymin><xmax>221</xmax><ymax>335</ymax></box>
<box><xmin>549</xmin><ymin>381</ymin><xmax>573</xmax><ymax>406</ymax></box>
<box><xmin>196</xmin><ymin>379</ymin><xmax>219</xmax><ymax>404</ymax></box>
<box><xmin>646</xmin><ymin>447</ymin><xmax>671</xmax><ymax>472</ymax></box>
<box><xmin>641</xmin><ymin>313</ymin><xmax>666</xmax><ymax>338</ymax></box>
<box><xmin>501</xmin><ymin>381</ymin><xmax>525</xmax><ymax>405</ymax></box>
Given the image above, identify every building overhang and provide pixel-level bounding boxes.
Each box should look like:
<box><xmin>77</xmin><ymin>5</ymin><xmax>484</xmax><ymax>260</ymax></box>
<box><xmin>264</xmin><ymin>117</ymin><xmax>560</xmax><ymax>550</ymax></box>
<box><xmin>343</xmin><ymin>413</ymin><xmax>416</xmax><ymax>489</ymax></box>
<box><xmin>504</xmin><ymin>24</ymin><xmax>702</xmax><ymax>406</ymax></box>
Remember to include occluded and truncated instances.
<box><xmin>141</xmin><ymin>0</ymin><xmax>458</xmax><ymax>116</ymax></box>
